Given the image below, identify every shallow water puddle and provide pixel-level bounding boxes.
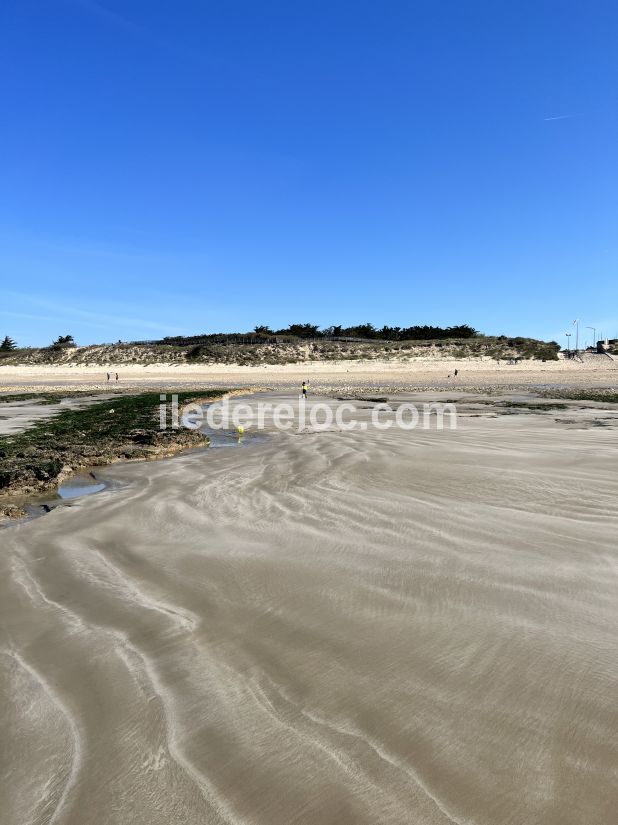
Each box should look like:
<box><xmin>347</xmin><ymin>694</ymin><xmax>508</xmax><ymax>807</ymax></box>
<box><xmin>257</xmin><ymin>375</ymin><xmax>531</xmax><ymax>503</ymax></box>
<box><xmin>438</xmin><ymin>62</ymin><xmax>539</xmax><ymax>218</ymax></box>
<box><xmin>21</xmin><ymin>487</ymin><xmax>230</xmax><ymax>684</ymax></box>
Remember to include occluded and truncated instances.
<box><xmin>57</xmin><ymin>475</ymin><xmax>107</xmax><ymax>500</ymax></box>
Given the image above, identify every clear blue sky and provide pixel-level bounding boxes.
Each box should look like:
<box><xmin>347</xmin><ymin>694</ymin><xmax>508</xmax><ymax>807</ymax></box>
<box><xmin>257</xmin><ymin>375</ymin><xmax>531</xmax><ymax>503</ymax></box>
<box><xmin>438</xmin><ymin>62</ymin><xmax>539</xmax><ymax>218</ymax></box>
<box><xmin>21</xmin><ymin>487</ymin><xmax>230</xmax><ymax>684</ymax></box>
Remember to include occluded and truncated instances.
<box><xmin>1</xmin><ymin>0</ymin><xmax>616</xmax><ymax>347</ymax></box>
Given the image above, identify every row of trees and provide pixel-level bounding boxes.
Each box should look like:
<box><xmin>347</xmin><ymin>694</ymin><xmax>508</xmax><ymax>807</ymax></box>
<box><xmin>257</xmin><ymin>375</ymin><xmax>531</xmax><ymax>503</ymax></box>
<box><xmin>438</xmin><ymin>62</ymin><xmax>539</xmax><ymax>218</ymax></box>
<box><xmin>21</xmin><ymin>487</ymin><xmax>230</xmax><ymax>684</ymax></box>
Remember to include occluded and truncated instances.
<box><xmin>158</xmin><ymin>323</ymin><xmax>479</xmax><ymax>348</ymax></box>
<box><xmin>252</xmin><ymin>323</ymin><xmax>479</xmax><ymax>340</ymax></box>
<box><xmin>4</xmin><ymin>326</ymin><xmax>481</xmax><ymax>351</ymax></box>
<box><xmin>0</xmin><ymin>335</ymin><xmax>76</xmax><ymax>352</ymax></box>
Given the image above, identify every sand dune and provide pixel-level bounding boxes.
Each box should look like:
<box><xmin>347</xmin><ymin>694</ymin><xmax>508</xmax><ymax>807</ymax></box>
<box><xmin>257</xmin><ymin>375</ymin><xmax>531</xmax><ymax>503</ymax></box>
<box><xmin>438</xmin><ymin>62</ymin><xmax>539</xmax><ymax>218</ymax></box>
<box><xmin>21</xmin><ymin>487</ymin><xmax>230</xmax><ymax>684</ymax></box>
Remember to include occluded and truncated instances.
<box><xmin>1</xmin><ymin>394</ymin><xmax>617</xmax><ymax>824</ymax></box>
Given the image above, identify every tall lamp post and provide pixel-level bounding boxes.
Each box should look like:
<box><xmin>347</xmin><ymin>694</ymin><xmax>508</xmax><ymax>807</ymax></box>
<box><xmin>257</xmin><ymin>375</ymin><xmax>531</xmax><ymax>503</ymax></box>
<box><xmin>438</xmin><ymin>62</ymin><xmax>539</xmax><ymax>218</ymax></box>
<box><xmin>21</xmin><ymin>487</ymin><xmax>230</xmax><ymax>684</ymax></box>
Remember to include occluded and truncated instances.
<box><xmin>573</xmin><ymin>319</ymin><xmax>579</xmax><ymax>352</ymax></box>
<box><xmin>586</xmin><ymin>326</ymin><xmax>596</xmax><ymax>349</ymax></box>
<box><xmin>566</xmin><ymin>332</ymin><xmax>572</xmax><ymax>357</ymax></box>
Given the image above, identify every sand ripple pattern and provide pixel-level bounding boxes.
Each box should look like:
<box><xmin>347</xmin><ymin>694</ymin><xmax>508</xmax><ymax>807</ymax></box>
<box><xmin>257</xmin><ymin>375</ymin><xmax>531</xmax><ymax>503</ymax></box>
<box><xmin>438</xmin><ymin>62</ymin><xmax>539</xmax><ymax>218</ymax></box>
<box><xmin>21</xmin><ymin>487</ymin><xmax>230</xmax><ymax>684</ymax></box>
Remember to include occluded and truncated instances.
<box><xmin>1</xmin><ymin>395</ymin><xmax>617</xmax><ymax>824</ymax></box>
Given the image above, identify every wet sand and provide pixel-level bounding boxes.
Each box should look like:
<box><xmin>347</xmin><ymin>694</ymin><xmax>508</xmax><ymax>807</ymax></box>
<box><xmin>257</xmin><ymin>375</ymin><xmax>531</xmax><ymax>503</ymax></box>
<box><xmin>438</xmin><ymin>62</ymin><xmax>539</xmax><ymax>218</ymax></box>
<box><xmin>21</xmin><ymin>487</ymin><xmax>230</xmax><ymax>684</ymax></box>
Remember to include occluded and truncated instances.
<box><xmin>1</xmin><ymin>393</ymin><xmax>617</xmax><ymax>824</ymax></box>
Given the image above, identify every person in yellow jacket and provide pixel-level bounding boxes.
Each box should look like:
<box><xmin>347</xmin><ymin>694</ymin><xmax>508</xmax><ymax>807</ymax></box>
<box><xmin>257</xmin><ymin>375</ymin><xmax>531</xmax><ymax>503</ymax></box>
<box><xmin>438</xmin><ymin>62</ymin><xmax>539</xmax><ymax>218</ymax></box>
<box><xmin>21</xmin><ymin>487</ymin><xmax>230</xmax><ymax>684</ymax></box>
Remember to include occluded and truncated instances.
<box><xmin>302</xmin><ymin>381</ymin><xmax>309</xmax><ymax>397</ymax></box>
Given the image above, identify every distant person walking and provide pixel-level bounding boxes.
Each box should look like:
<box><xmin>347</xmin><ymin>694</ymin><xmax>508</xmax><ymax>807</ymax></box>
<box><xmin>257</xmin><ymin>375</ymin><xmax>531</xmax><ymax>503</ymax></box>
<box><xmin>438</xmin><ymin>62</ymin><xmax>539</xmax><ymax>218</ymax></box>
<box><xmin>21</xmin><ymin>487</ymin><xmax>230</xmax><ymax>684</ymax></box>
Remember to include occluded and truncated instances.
<box><xmin>302</xmin><ymin>381</ymin><xmax>308</xmax><ymax>397</ymax></box>
<box><xmin>106</xmin><ymin>372</ymin><xmax>110</xmax><ymax>381</ymax></box>
<box><xmin>115</xmin><ymin>372</ymin><xmax>119</xmax><ymax>382</ymax></box>
<box><xmin>454</xmin><ymin>369</ymin><xmax>458</xmax><ymax>377</ymax></box>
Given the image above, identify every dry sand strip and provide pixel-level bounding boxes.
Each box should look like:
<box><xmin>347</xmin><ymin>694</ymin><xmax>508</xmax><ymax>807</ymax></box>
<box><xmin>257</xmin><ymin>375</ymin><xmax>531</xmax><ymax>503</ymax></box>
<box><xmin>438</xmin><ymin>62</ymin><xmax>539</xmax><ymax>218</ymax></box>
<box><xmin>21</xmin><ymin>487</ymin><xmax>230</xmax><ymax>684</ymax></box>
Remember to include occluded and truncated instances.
<box><xmin>1</xmin><ymin>357</ymin><xmax>618</xmax><ymax>394</ymax></box>
<box><xmin>1</xmin><ymin>393</ymin><xmax>616</xmax><ymax>825</ymax></box>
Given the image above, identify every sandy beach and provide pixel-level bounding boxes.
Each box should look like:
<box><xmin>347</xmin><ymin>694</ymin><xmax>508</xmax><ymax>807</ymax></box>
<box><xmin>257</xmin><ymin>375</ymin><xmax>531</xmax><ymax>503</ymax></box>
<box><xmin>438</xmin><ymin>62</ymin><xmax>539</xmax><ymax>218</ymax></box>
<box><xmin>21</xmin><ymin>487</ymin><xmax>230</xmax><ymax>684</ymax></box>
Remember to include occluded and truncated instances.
<box><xmin>4</xmin><ymin>0</ymin><xmax>615</xmax><ymax>819</ymax></box>
<box><xmin>0</xmin><ymin>356</ymin><xmax>617</xmax><ymax>397</ymax></box>
<box><xmin>1</xmin><ymin>389</ymin><xmax>617</xmax><ymax>824</ymax></box>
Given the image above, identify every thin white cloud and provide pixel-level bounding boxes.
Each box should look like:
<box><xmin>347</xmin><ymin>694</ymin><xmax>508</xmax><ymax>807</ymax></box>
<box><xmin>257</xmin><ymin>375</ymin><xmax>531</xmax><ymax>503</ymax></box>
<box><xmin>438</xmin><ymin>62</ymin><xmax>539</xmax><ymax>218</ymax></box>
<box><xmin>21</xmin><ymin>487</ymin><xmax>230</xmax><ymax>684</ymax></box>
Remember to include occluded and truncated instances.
<box><xmin>543</xmin><ymin>114</ymin><xmax>582</xmax><ymax>122</ymax></box>
<box><xmin>0</xmin><ymin>311</ymin><xmax>133</xmax><ymax>337</ymax></box>
<box><xmin>65</xmin><ymin>0</ymin><xmax>209</xmax><ymax>65</ymax></box>
<box><xmin>67</xmin><ymin>0</ymin><xmax>143</xmax><ymax>35</ymax></box>
<box><xmin>3</xmin><ymin>294</ymin><xmax>185</xmax><ymax>336</ymax></box>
